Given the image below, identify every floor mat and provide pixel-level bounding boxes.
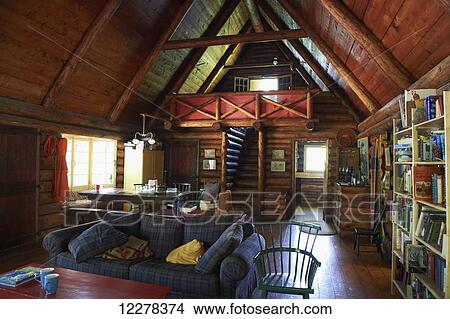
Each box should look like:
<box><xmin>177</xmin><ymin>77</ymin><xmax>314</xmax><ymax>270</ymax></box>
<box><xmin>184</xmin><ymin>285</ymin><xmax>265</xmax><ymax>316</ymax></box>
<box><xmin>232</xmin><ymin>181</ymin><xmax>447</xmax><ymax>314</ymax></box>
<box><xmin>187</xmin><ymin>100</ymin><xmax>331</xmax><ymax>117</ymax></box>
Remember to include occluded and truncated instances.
<box><xmin>292</xmin><ymin>206</ymin><xmax>337</xmax><ymax>236</ymax></box>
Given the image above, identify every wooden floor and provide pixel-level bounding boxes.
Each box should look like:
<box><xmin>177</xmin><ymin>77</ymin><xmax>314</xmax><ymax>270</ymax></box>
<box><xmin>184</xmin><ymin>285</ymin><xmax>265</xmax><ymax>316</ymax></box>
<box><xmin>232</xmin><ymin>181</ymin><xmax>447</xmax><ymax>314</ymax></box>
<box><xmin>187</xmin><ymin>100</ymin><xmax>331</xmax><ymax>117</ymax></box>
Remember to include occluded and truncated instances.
<box><xmin>0</xmin><ymin>234</ymin><xmax>397</xmax><ymax>299</ymax></box>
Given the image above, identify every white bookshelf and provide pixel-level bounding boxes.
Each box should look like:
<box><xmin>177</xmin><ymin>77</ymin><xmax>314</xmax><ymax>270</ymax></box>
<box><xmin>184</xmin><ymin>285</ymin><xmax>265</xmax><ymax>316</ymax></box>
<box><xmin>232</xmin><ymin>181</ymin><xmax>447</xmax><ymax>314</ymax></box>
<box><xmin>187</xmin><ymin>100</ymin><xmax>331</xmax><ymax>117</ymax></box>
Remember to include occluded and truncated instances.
<box><xmin>391</xmin><ymin>90</ymin><xmax>449</xmax><ymax>299</ymax></box>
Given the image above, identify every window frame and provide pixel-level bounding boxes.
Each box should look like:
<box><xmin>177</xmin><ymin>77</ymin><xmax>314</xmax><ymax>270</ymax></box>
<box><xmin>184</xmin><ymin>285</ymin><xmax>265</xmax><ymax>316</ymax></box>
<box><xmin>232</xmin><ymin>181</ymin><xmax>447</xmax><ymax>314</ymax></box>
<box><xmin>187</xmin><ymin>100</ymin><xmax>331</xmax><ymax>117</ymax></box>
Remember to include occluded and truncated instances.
<box><xmin>303</xmin><ymin>144</ymin><xmax>327</xmax><ymax>173</ymax></box>
<box><xmin>63</xmin><ymin>134</ymin><xmax>117</xmax><ymax>191</ymax></box>
<box><xmin>234</xmin><ymin>76</ymin><xmax>249</xmax><ymax>92</ymax></box>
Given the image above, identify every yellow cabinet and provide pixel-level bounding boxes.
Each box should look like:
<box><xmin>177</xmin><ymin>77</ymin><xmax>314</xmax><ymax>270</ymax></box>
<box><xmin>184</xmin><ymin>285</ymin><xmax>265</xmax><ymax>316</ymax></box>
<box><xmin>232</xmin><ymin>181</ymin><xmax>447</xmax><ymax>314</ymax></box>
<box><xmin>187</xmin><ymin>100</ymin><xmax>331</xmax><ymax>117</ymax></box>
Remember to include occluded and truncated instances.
<box><xmin>124</xmin><ymin>148</ymin><xmax>164</xmax><ymax>191</ymax></box>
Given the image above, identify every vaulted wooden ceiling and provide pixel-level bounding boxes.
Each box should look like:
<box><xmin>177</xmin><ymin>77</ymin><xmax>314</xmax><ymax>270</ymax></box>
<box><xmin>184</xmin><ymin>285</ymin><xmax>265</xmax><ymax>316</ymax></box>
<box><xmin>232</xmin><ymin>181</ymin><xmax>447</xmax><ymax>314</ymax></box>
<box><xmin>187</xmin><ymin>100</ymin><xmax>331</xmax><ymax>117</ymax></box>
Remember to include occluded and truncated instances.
<box><xmin>0</xmin><ymin>0</ymin><xmax>448</xmax><ymax>129</ymax></box>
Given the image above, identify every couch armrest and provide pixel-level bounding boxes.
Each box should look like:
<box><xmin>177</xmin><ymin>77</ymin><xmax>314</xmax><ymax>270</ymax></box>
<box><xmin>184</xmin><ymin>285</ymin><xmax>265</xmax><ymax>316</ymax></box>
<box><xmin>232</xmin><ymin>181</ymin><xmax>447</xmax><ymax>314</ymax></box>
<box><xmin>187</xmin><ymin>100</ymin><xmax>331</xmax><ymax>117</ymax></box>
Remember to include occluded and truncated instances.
<box><xmin>219</xmin><ymin>233</ymin><xmax>265</xmax><ymax>298</ymax></box>
<box><xmin>42</xmin><ymin>221</ymin><xmax>99</xmax><ymax>261</ymax></box>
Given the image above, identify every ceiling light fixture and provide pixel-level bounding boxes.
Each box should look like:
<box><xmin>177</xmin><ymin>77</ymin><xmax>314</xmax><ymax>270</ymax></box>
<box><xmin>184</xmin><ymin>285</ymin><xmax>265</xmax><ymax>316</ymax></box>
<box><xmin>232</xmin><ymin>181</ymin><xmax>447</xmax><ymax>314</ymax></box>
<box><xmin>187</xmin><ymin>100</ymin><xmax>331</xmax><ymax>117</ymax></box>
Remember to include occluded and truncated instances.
<box><xmin>128</xmin><ymin>114</ymin><xmax>157</xmax><ymax>147</ymax></box>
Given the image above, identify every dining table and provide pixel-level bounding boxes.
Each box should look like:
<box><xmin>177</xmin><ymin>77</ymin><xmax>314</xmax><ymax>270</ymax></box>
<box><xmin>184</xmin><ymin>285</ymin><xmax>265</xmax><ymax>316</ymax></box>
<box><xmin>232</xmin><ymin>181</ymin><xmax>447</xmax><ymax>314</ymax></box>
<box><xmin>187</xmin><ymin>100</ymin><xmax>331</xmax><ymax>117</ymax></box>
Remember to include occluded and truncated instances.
<box><xmin>78</xmin><ymin>188</ymin><xmax>181</xmax><ymax>212</ymax></box>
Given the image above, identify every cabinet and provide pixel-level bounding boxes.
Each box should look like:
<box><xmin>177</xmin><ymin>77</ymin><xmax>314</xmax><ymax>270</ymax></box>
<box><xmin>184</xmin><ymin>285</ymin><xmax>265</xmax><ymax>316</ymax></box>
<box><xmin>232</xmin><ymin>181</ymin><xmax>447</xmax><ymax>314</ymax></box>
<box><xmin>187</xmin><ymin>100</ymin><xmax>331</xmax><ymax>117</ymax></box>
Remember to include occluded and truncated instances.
<box><xmin>124</xmin><ymin>148</ymin><xmax>164</xmax><ymax>191</ymax></box>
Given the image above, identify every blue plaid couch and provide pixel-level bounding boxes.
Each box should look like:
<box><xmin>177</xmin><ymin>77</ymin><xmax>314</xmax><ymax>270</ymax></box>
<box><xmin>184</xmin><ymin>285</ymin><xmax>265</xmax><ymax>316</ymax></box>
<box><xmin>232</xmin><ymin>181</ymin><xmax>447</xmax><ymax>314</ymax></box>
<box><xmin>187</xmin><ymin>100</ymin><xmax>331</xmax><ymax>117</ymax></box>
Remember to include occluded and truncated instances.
<box><xmin>43</xmin><ymin>213</ymin><xmax>264</xmax><ymax>298</ymax></box>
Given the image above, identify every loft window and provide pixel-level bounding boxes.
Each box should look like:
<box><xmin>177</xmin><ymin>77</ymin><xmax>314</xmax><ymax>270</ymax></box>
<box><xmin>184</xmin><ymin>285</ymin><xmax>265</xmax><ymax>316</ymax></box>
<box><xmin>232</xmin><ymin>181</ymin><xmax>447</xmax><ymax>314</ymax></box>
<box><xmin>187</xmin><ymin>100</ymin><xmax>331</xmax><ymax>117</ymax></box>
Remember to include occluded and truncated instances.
<box><xmin>278</xmin><ymin>74</ymin><xmax>292</xmax><ymax>90</ymax></box>
<box><xmin>303</xmin><ymin>145</ymin><xmax>326</xmax><ymax>172</ymax></box>
<box><xmin>249</xmin><ymin>78</ymin><xmax>278</xmax><ymax>91</ymax></box>
<box><xmin>234</xmin><ymin>77</ymin><xmax>249</xmax><ymax>92</ymax></box>
<box><xmin>64</xmin><ymin>134</ymin><xmax>117</xmax><ymax>190</ymax></box>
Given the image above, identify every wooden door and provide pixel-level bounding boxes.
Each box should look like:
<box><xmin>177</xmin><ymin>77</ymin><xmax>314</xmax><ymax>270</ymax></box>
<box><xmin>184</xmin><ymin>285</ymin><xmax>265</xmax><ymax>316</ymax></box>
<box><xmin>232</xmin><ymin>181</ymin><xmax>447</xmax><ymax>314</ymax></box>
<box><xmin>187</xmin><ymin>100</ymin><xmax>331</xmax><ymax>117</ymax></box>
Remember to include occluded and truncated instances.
<box><xmin>0</xmin><ymin>124</ymin><xmax>38</xmax><ymax>249</ymax></box>
<box><xmin>166</xmin><ymin>140</ymin><xmax>199</xmax><ymax>190</ymax></box>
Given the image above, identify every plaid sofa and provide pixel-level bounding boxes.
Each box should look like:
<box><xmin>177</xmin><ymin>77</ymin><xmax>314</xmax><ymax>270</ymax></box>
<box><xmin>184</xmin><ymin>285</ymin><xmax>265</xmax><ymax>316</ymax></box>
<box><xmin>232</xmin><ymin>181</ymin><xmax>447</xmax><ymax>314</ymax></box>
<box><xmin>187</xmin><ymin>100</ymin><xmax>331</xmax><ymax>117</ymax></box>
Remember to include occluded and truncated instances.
<box><xmin>43</xmin><ymin>213</ymin><xmax>264</xmax><ymax>298</ymax></box>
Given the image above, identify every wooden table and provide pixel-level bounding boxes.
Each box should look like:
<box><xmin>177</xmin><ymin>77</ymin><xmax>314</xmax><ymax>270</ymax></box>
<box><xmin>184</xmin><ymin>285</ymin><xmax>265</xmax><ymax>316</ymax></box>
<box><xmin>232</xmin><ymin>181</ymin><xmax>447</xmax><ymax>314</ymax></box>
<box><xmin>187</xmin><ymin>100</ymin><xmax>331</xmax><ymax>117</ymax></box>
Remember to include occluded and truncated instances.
<box><xmin>79</xmin><ymin>188</ymin><xmax>180</xmax><ymax>204</ymax></box>
<box><xmin>0</xmin><ymin>264</ymin><xmax>170</xmax><ymax>299</ymax></box>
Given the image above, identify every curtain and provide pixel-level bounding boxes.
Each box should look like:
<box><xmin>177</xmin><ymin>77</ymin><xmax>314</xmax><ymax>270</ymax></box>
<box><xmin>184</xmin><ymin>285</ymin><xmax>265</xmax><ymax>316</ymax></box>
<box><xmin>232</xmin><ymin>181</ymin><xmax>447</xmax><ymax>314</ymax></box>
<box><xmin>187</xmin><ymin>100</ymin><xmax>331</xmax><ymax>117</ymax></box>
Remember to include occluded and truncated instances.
<box><xmin>54</xmin><ymin>138</ymin><xmax>69</xmax><ymax>201</ymax></box>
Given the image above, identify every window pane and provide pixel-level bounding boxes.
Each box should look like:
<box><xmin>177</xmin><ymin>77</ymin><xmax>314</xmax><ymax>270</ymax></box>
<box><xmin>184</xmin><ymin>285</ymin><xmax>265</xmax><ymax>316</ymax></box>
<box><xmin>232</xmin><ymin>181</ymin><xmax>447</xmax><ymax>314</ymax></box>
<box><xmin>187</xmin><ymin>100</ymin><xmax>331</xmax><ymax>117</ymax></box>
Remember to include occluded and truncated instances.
<box><xmin>73</xmin><ymin>174</ymin><xmax>88</xmax><ymax>187</ymax></box>
<box><xmin>74</xmin><ymin>163</ymin><xmax>89</xmax><ymax>174</ymax></box>
<box><xmin>74</xmin><ymin>140</ymin><xmax>89</xmax><ymax>152</ymax></box>
<box><xmin>249</xmin><ymin>78</ymin><xmax>278</xmax><ymax>91</ymax></box>
<box><xmin>304</xmin><ymin>146</ymin><xmax>326</xmax><ymax>172</ymax></box>
<box><xmin>74</xmin><ymin>151</ymin><xmax>89</xmax><ymax>163</ymax></box>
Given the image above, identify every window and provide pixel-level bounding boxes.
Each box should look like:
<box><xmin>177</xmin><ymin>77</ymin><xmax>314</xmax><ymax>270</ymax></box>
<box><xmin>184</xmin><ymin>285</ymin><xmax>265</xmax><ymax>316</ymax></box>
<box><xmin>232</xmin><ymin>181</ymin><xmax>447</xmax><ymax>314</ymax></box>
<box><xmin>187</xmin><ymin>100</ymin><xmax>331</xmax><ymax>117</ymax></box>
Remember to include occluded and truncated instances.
<box><xmin>278</xmin><ymin>75</ymin><xmax>292</xmax><ymax>90</ymax></box>
<box><xmin>64</xmin><ymin>135</ymin><xmax>117</xmax><ymax>190</ymax></box>
<box><xmin>303</xmin><ymin>145</ymin><xmax>326</xmax><ymax>172</ymax></box>
<box><xmin>234</xmin><ymin>77</ymin><xmax>249</xmax><ymax>92</ymax></box>
<box><xmin>249</xmin><ymin>78</ymin><xmax>278</xmax><ymax>91</ymax></box>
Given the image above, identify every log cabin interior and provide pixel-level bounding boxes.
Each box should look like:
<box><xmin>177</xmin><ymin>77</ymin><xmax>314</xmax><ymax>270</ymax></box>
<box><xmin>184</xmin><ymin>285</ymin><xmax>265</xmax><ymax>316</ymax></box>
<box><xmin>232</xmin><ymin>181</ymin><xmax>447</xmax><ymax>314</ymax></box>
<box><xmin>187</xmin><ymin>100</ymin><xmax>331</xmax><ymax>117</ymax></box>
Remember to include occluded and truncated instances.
<box><xmin>0</xmin><ymin>0</ymin><xmax>449</xmax><ymax>301</ymax></box>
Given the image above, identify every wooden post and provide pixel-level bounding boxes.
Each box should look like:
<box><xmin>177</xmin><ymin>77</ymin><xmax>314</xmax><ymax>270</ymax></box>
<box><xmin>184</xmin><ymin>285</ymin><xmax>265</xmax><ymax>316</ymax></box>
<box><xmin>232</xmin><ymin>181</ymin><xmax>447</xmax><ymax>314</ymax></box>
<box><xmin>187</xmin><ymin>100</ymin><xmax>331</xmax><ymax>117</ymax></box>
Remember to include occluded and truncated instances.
<box><xmin>215</xmin><ymin>96</ymin><xmax>221</xmax><ymax>121</ymax></box>
<box><xmin>255</xmin><ymin>93</ymin><xmax>261</xmax><ymax>120</ymax></box>
<box><xmin>306</xmin><ymin>91</ymin><xmax>312</xmax><ymax>119</ymax></box>
<box><xmin>221</xmin><ymin>131</ymin><xmax>228</xmax><ymax>192</ymax></box>
<box><xmin>258</xmin><ymin>128</ymin><xmax>265</xmax><ymax>193</ymax></box>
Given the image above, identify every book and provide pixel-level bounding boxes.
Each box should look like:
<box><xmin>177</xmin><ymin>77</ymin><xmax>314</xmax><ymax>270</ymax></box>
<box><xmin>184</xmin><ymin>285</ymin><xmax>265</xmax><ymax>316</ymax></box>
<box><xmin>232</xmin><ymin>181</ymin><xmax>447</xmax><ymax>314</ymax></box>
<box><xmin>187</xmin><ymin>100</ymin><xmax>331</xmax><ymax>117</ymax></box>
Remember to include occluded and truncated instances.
<box><xmin>413</xmin><ymin>166</ymin><xmax>444</xmax><ymax>201</ymax></box>
<box><xmin>0</xmin><ymin>266</ymin><xmax>41</xmax><ymax>287</ymax></box>
<box><xmin>407</xmin><ymin>244</ymin><xmax>426</xmax><ymax>272</ymax></box>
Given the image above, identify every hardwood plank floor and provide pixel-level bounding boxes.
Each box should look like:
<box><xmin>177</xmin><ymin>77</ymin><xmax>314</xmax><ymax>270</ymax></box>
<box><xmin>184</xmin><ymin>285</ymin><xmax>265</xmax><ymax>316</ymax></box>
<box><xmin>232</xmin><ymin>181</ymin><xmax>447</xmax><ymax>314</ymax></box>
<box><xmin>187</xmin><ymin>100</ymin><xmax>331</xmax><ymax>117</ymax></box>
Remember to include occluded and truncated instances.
<box><xmin>0</xmin><ymin>234</ymin><xmax>398</xmax><ymax>299</ymax></box>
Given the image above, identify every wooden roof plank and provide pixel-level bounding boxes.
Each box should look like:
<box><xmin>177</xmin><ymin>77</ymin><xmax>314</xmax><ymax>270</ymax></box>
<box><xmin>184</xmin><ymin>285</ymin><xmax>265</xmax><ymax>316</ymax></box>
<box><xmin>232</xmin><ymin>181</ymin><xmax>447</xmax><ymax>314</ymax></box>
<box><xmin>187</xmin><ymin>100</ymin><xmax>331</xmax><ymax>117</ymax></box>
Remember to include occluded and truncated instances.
<box><xmin>108</xmin><ymin>0</ymin><xmax>194</xmax><ymax>123</ymax></box>
<box><xmin>243</xmin><ymin>0</ymin><xmax>265</xmax><ymax>32</ymax></box>
<box><xmin>42</xmin><ymin>0</ymin><xmax>123</xmax><ymax>111</ymax></box>
<box><xmin>318</xmin><ymin>0</ymin><xmax>415</xmax><ymax>89</ymax></box>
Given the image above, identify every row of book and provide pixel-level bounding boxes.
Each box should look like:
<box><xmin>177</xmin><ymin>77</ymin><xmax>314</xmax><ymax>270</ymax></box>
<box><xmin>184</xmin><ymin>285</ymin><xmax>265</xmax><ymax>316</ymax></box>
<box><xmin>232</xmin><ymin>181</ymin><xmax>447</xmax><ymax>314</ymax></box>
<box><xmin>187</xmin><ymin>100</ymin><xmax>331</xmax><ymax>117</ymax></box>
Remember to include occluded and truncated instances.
<box><xmin>412</xmin><ymin>278</ymin><xmax>436</xmax><ymax>299</ymax></box>
<box><xmin>425</xmin><ymin>95</ymin><xmax>445</xmax><ymax>121</ymax></box>
<box><xmin>431</xmin><ymin>173</ymin><xmax>446</xmax><ymax>205</ymax></box>
<box><xmin>394</xmin><ymin>137</ymin><xmax>413</xmax><ymax>163</ymax></box>
<box><xmin>392</xmin><ymin>198</ymin><xmax>413</xmax><ymax>232</ymax></box>
<box><xmin>395</xmin><ymin>165</ymin><xmax>412</xmax><ymax>195</ymax></box>
<box><xmin>417</xmin><ymin>131</ymin><xmax>446</xmax><ymax>161</ymax></box>
<box><xmin>414</xmin><ymin>166</ymin><xmax>445</xmax><ymax>203</ymax></box>
<box><xmin>407</xmin><ymin>246</ymin><xmax>446</xmax><ymax>295</ymax></box>
<box><xmin>416</xmin><ymin>209</ymin><xmax>447</xmax><ymax>249</ymax></box>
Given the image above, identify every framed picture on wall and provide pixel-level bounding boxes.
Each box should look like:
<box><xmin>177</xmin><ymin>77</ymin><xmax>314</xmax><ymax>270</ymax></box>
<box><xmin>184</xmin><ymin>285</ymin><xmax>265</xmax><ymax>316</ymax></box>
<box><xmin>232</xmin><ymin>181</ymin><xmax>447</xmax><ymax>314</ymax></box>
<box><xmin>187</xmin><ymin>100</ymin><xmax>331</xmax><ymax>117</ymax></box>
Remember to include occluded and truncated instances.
<box><xmin>203</xmin><ymin>159</ymin><xmax>216</xmax><ymax>170</ymax></box>
<box><xmin>271</xmin><ymin>161</ymin><xmax>285</xmax><ymax>172</ymax></box>
<box><xmin>204</xmin><ymin>149</ymin><xmax>215</xmax><ymax>159</ymax></box>
<box><xmin>357</xmin><ymin>137</ymin><xmax>369</xmax><ymax>183</ymax></box>
<box><xmin>272</xmin><ymin>149</ymin><xmax>285</xmax><ymax>160</ymax></box>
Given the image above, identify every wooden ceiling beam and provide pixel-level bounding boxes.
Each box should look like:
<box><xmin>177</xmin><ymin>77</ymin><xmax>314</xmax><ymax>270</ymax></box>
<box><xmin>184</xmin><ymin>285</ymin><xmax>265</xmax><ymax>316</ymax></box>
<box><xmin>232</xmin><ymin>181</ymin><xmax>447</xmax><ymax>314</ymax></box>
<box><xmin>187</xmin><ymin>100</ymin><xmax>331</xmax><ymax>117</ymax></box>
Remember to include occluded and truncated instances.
<box><xmin>108</xmin><ymin>0</ymin><xmax>194</xmax><ymax>123</ymax></box>
<box><xmin>275</xmin><ymin>41</ymin><xmax>318</xmax><ymax>88</ymax></box>
<box><xmin>162</xmin><ymin>29</ymin><xmax>308</xmax><ymax>50</ymax></box>
<box><xmin>243</xmin><ymin>0</ymin><xmax>265</xmax><ymax>32</ymax></box>
<box><xmin>257</xmin><ymin>0</ymin><xmax>361</xmax><ymax>122</ymax></box>
<box><xmin>318</xmin><ymin>0</ymin><xmax>415</xmax><ymax>89</ymax></box>
<box><xmin>0</xmin><ymin>96</ymin><xmax>136</xmax><ymax>137</ymax></box>
<box><xmin>198</xmin><ymin>22</ymin><xmax>253</xmax><ymax>93</ymax></box>
<box><xmin>274</xmin><ymin>0</ymin><xmax>380</xmax><ymax>114</ymax></box>
<box><xmin>42</xmin><ymin>0</ymin><xmax>123</xmax><ymax>110</ymax></box>
<box><xmin>150</xmin><ymin>0</ymin><xmax>242</xmax><ymax>124</ymax></box>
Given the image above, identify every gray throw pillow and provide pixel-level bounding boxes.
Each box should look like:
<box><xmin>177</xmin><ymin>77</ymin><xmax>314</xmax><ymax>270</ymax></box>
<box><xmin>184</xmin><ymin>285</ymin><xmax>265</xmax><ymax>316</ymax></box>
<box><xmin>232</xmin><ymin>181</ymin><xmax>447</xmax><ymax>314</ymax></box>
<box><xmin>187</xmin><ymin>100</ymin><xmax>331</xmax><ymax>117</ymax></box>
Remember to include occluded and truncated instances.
<box><xmin>195</xmin><ymin>222</ymin><xmax>243</xmax><ymax>274</ymax></box>
<box><xmin>68</xmin><ymin>222</ymin><xmax>128</xmax><ymax>262</ymax></box>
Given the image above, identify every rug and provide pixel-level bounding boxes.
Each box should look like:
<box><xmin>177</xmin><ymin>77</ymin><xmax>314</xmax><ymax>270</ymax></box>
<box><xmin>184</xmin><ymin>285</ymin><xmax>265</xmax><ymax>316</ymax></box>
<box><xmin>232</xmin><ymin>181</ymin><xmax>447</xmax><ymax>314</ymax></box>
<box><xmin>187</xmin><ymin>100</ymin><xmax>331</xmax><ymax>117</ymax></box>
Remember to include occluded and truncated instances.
<box><xmin>292</xmin><ymin>206</ymin><xmax>337</xmax><ymax>236</ymax></box>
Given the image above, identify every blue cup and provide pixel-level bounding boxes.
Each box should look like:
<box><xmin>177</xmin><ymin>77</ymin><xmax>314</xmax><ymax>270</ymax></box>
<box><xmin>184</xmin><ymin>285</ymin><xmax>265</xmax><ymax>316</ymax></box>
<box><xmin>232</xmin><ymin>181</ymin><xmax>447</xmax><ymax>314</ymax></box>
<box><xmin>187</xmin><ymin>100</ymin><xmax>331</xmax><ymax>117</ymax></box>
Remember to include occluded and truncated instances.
<box><xmin>34</xmin><ymin>267</ymin><xmax>54</xmax><ymax>287</ymax></box>
<box><xmin>44</xmin><ymin>273</ymin><xmax>59</xmax><ymax>295</ymax></box>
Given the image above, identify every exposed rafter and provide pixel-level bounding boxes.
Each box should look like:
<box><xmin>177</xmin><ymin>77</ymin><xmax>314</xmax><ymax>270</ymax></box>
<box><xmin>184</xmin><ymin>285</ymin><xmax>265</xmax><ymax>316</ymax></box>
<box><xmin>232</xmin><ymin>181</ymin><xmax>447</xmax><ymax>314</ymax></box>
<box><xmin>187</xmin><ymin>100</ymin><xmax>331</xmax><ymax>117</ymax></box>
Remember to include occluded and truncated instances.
<box><xmin>162</xmin><ymin>29</ymin><xmax>308</xmax><ymax>50</ymax></box>
<box><xmin>257</xmin><ymin>0</ymin><xmax>361</xmax><ymax>121</ymax></box>
<box><xmin>150</xmin><ymin>0</ymin><xmax>242</xmax><ymax>125</ymax></box>
<box><xmin>243</xmin><ymin>0</ymin><xmax>265</xmax><ymax>32</ymax></box>
<box><xmin>42</xmin><ymin>0</ymin><xmax>123</xmax><ymax>110</ymax></box>
<box><xmin>272</xmin><ymin>0</ymin><xmax>380</xmax><ymax>114</ymax></box>
<box><xmin>318</xmin><ymin>0</ymin><xmax>415</xmax><ymax>89</ymax></box>
<box><xmin>198</xmin><ymin>22</ymin><xmax>253</xmax><ymax>93</ymax></box>
<box><xmin>275</xmin><ymin>41</ymin><xmax>317</xmax><ymax>88</ymax></box>
<box><xmin>108</xmin><ymin>0</ymin><xmax>194</xmax><ymax>123</ymax></box>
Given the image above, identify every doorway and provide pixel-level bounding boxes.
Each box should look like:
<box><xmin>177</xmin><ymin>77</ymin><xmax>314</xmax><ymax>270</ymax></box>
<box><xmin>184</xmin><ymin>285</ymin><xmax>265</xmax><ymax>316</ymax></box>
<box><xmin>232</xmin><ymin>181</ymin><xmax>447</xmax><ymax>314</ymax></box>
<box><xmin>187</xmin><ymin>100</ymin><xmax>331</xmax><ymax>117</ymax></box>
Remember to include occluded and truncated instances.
<box><xmin>166</xmin><ymin>140</ymin><xmax>200</xmax><ymax>190</ymax></box>
<box><xmin>0</xmin><ymin>124</ymin><xmax>39</xmax><ymax>250</ymax></box>
<box><xmin>293</xmin><ymin>141</ymin><xmax>327</xmax><ymax>222</ymax></box>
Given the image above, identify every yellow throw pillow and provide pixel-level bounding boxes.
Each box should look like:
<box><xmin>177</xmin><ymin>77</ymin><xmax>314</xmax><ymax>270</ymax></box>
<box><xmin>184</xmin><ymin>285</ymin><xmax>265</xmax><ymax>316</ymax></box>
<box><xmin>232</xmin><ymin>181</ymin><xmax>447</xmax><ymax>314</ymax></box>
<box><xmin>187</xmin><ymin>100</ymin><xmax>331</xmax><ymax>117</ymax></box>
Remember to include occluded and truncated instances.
<box><xmin>166</xmin><ymin>239</ymin><xmax>205</xmax><ymax>265</ymax></box>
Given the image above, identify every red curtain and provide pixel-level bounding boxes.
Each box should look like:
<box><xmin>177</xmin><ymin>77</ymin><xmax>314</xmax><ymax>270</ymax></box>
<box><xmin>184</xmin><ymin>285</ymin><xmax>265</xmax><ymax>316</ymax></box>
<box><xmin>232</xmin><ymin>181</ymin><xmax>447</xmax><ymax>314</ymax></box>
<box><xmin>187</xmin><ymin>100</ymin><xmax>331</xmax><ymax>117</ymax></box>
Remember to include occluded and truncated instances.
<box><xmin>54</xmin><ymin>138</ymin><xmax>69</xmax><ymax>201</ymax></box>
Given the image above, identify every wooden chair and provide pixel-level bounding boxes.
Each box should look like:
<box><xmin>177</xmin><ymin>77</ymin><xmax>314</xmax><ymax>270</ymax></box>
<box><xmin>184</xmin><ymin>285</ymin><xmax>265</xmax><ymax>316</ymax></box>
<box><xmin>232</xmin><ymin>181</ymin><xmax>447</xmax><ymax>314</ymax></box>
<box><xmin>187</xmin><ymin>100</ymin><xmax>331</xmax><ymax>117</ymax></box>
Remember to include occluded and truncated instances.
<box><xmin>254</xmin><ymin>222</ymin><xmax>321</xmax><ymax>298</ymax></box>
<box><xmin>353</xmin><ymin>205</ymin><xmax>386</xmax><ymax>258</ymax></box>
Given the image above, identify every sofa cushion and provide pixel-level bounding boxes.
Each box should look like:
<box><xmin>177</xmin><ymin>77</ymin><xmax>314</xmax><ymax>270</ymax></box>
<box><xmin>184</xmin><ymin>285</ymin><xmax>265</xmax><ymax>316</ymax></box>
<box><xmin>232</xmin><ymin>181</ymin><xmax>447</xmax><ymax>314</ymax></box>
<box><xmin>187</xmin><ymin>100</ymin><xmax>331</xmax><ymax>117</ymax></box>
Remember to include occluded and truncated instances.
<box><xmin>129</xmin><ymin>258</ymin><xmax>220</xmax><ymax>297</ymax></box>
<box><xmin>166</xmin><ymin>239</ymin><xmax>205</xmax><ymax>265</ymax></box>
<box><xmin>103</xmin><ymin>212</ymin><xmax>141</xmax><ymax>236</ymax></box>
<box><xmin>195</xmin><ymin>222</ymin><xmax>243</xmax><ymax>274</ymax></box>
<box><xmin>183</xmin><ymin>215</ymin><xmax>234</xmax><ymax>248</ymax></box>
<box><xmin>56</xmin><ymin>251</ymin><xmax>134</xmax><ymax>279</ymax></box>
<box><xmin>68</xmin><ymin>222</ymin><xmax>128</xmax><ymax>262</ymax></box>
<box><xmin>140</xmin><ymin>215</ymin><xmax>184</xmax><ymax>258</ymax></box>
